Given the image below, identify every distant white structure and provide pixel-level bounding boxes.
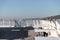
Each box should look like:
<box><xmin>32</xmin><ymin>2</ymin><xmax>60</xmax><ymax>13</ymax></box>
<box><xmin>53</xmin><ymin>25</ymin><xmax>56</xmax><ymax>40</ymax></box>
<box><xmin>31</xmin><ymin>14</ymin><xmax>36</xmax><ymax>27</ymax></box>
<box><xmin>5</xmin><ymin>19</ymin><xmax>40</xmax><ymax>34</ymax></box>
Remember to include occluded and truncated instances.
<box><xmin>34</xmin><ymin>19</ymin><xmax>60</xmax><ymax>37</ymax></box>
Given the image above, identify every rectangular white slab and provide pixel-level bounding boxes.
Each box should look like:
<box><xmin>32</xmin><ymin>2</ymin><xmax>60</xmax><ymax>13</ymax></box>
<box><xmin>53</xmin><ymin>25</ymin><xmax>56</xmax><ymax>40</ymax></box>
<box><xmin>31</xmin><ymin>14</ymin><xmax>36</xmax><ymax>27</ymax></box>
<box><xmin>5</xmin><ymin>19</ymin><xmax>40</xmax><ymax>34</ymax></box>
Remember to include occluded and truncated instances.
<box><xmin>35</xmin><ymin>37</ymin><xmax>60</xmax><ymax>40</ymax></box>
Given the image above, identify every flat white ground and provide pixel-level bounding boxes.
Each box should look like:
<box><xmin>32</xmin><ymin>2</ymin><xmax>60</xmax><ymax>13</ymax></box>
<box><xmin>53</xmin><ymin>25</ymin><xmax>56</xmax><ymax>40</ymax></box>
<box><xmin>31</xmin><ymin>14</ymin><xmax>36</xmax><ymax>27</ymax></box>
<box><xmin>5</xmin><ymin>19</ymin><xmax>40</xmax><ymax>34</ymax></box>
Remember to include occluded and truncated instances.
<box><xmin>35</xmin><ymin>37</ymin><xmax>60</xmax><ymax>40</ymax></box>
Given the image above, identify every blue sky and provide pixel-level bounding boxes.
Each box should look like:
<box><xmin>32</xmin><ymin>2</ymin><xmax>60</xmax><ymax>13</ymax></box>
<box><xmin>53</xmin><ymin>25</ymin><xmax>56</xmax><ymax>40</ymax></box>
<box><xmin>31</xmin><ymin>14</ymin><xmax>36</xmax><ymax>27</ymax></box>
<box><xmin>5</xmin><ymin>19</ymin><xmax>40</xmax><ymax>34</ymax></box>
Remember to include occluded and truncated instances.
<box><xmin>0</xmin><ymin>0</ymin><xmax>60</xmax><ymax>18</ymax></box>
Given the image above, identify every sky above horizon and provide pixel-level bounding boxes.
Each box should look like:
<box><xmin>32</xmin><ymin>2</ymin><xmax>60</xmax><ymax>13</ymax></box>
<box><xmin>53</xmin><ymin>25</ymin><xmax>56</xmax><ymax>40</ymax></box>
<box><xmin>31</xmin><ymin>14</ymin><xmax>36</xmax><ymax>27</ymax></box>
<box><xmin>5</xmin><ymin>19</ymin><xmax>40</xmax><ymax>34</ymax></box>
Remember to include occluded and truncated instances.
<box><xmin>0</xmin><ymin>0</ymin><xmax>60</xmax><ymax>18</ymax></box>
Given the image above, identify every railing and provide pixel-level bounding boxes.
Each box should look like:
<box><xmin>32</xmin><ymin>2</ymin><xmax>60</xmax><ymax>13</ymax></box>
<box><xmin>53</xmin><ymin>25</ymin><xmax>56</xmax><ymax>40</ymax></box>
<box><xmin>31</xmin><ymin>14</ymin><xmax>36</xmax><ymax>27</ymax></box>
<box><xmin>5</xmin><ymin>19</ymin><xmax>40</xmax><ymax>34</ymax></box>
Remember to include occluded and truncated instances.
<box><xmin>0</xmin><ymin>19</ymin><xmax>21</xmax><ymax>27</ymax></box>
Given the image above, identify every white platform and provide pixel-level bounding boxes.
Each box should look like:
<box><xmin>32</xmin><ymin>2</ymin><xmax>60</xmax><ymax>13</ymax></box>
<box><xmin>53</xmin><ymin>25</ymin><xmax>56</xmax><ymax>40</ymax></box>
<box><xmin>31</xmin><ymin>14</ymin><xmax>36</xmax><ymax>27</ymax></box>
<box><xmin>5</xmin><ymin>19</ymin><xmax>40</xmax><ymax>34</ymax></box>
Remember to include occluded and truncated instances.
<box><xmin>35</xmin><ymin>37</ymin><xmax>60</xmax><ymax>40</ymax></box>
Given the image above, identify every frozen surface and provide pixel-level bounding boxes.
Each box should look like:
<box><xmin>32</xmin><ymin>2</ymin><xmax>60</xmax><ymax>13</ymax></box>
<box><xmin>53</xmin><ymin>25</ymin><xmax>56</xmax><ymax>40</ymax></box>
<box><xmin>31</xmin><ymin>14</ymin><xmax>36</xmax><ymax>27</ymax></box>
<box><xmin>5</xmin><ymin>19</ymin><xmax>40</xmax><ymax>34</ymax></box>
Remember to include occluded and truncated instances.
<box><xmin>35</xmin><ymin>37</ymin><xmax>60</xmax><ymax>40</ymax></box>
